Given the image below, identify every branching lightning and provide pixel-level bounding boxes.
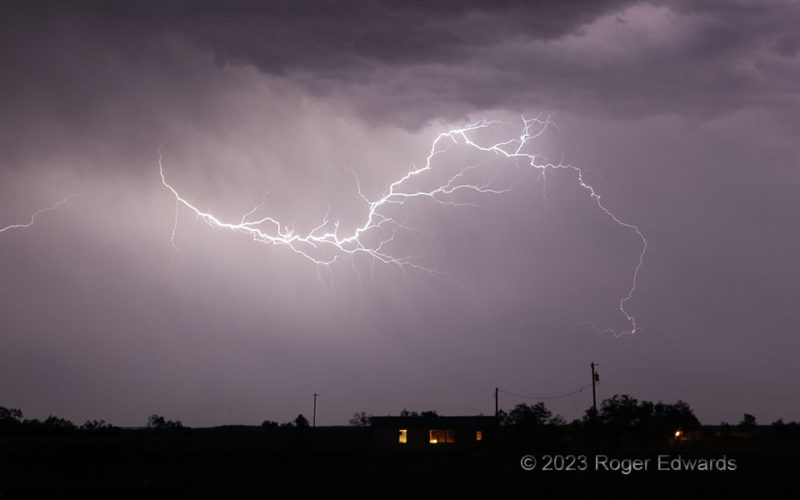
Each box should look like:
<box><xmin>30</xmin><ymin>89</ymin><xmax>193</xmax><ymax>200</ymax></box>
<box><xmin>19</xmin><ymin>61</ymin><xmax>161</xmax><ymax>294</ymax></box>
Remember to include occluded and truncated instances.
<box><xmin>159</xmin><ymin>116</ymin><xmax>647</xmax><ymax>335</ymax></box>
<box><xmin>0</xmin><ymin>196</ymin><xmax>73</xmax><ymax>234</ymax></box>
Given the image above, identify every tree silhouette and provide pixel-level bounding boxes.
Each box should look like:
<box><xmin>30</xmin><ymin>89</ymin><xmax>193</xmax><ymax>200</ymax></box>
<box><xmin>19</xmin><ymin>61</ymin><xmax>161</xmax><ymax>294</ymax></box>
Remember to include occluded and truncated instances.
<box><xmin>739</xmin><ymin>413</ymin><xmax>757</xmax><ymax>429</ymax></box>
<box><xmin>294</xmin><ymin>414</ymin><xmax>309</xmax><ymax>428</ymax></box>
<box><xmin>496</xmin><ymin>409</ymin><xmax>509</xmax><ymax>425</ymax></box>
<box><xmin>597</xmin><ymin>394</ymin><xmax>643</xmax><ymax>427</ymax></box>
<box><xmin>507</xmin><ymin>403</ymin><xmax>556</xmax><ymax>427</ymax></box>
<box><xmin>0</xmin><ymin>407</ymin><xmax>23</xmax><ymax>426</ymax></box>
<box><xmin>348</xmin><ymin>411</ymin><xmax>371</xmax><ymax>426</ymax></box>
<box><xmin>584</xmin><ymin>394</ymin><xmax>700</xmax><ymax>438</ymax></box>
<box><xmin>147</xmin><ymin>414</ymin><xmax>183</xmax><ymax>429</ymax></box>
<box><xmin>81</xmin><ymin>419</ymin><xmax>113</xmax><ymax>430</ymax></box>
<box><xmin>653</xmin><ymin>400</ymin><xmax>700</xmax><ymax>430</ymax></box>
<box><xmin>43</xmin><ymin>415</ymin><xmax>75</xmax><ymax>429</ymax></box>
<box><xmin>398</xmin><ymin>409</ymin><xmax>437</xmax><ymax>417</ymax></box>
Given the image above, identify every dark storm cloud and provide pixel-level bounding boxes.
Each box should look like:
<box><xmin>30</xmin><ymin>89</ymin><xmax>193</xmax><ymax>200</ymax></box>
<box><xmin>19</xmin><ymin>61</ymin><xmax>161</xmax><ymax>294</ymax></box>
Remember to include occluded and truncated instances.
<box><xmin>33</xmin><ymin>0</ymin><xmax>636</xmax><ymax>67</ymax></box>
<box><xmin>1</xmin><ymin>0</ymin><xmax>799</xmax><ymax>427</ymax></box>
<box><xmin>0</xmin><ymin>0</ymin><xmax>647</xmax><ymax>177</ymax></box>
<box><xmin>70</xmin><ymin>0</ymin><xmax>800</xmax><ymax>123</ymax></box>
<box><xmin>1</xmin><ymin>0</ymin><xmax>640</xmax><ymax>134</ymax></box>
<box><xmin>3</xmin><ymin>0</ymin><xmax>798</xmax><ymax>130</ymax></box>
<box><xmin>159</xmin><ymin>0</ymin><xmax>637</xmax><ymax>72</ymax></box>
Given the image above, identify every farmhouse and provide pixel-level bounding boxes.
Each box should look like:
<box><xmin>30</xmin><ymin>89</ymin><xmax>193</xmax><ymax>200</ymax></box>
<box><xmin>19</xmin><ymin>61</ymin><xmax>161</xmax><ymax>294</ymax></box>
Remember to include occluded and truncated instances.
<box><xmin>371</xmin><ymin>415</ymin><xmax>497</xmax><ymax>449</ymax></box>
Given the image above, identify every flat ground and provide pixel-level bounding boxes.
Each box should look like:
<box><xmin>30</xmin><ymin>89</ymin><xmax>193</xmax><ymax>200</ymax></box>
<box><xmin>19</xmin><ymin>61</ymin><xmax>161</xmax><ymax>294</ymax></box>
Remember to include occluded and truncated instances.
<box><xmin>1</xmin><ymin>426</ymin><xmax>797</xmax><ymax>498</ymax></box>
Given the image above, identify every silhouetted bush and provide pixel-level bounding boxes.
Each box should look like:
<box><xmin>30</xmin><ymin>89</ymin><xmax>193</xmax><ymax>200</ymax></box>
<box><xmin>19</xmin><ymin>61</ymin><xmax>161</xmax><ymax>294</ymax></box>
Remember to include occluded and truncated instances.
<box><xmin>739</xmin><ymin>413</ymin><xmax>757</xmax><ymax>429</ymax></box>
<box><xmin>43</xmin><ymin>415</ymin><xmax>76</xmax><ymax>429</ymax></box>
<box><xmin>398</xmin><ymin>409</ymin><xmax>438</xmax><ymax>417</ymax></box>
<box><xmin>348</xmin><ymin>411</ymin><xmax>371</xmax><ymax>427</ymax></box>
<box><xmin>294</xmin><ymin>414</ymin><xmax>309</xmax><ymax>428</ymax></box>
<box><xmin>81</xmin><ymin>419</ymin><xmax>114</xmax><ymax>430</ymax></box>
<box><xmin>147</xmin><ymin>414</ymin><xmax>183</xmax><ymax>429</ymax></box>
<box><xmin>0</xmin><ymin>407</ymin><xmax>23</xmax><ymax>427</ymax></box>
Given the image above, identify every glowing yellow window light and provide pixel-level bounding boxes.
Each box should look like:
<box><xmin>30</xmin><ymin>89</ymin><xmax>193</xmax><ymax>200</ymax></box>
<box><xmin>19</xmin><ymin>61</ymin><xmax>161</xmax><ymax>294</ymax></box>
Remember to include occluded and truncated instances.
<box><xmin>398</xmin><ymin>429</ymin><xmax>407</xmax><ymax>444</ymax></box>
<box><xmin>429</xmin><ymin>429</ymin><xmax>455</xmax><ymax>443</ymax></box>
<box><xmin>476</xmin><ymin>430</ymin><xmax>482</xmax><ymax>441</ymax></box>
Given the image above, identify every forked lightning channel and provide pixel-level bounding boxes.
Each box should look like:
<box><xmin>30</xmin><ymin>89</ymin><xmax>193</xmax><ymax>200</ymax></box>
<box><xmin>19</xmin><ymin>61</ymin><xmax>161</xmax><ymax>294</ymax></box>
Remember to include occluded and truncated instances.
<box><xmin>0</xmin><ymin>196</ymin><xmax>72</xmax><ymax>234</ymax></box>
<box><xmin>159</xmin><ymin>116</ymin><xmax>647</xmax><ymax>335</ymax></box>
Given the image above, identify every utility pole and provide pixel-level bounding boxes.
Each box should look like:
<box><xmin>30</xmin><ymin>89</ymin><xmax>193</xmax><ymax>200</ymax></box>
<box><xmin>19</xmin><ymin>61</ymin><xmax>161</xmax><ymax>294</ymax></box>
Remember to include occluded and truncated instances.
<box><xmin>494</xmin><ymin>387</ymin><xmax>499</xmax><ymax>418</ymax></box>
<box><xmin>313</xmin><ymin>393</ymin><xmax>318</xmax><ymax>428</ymax></box>
<box><xmin>591</xmin><ymin>362</ymin><xmax>599</xmax><ymax>419</ymax></box>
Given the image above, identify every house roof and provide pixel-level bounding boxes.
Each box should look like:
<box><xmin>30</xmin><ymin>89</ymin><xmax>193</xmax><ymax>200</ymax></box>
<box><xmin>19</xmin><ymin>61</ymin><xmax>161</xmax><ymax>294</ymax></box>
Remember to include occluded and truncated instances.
<box><xmin>370</xmin><ymin>415</ymin><xmax>497</xmax><ymax>428</ymax></box>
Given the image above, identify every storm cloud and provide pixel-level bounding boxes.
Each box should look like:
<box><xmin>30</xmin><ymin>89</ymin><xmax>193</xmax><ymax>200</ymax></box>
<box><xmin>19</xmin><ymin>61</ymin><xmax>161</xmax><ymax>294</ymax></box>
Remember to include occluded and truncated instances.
<box><xmin>1</xmin><ymin>1</ymin><xmax>798</xmax><ymax>427</ymax></box>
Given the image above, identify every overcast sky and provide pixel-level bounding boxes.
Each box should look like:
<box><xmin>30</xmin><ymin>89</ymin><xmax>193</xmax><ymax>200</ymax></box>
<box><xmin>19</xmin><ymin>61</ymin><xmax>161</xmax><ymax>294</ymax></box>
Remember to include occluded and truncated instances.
<box><xmin>1</xmin><ymin>0</ymin><xmax>798</xmax><ymax>427</ymax></box>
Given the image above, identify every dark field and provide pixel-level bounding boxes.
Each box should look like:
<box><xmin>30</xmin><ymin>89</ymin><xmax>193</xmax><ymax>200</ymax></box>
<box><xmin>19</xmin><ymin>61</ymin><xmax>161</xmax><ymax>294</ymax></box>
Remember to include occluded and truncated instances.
<box><xmin>1</xmin><ymin>425</ymin><xmax>798</xmax><ymax>498</ymax></box>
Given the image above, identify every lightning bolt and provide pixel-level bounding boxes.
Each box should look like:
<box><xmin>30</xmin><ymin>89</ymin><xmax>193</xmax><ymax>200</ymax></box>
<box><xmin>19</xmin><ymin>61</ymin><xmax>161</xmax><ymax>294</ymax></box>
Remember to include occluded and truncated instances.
<box><xmin>0</xmin><ymin>196</ymin><xmax>73</xmax><ymax>234</ymax></box>
<box><xmin>160</xmin><ymin>116</ymin><xmax>647</xmax><ymax>335</ymax></box>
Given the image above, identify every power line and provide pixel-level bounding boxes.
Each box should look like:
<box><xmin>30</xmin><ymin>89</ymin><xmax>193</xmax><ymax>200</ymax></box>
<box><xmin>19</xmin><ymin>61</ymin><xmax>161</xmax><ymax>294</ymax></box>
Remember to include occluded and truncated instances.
<box><xmin>597</xmin><ymin>362</ymin><xmax>798</xmax><ymax>390</ymax></box>
<box><xmin>600</xmin><ymin>379</ymin><xmax>800</xmax><ymax>403</ymax></box>
<box><xmin>498</xmin><ymin>384</ymin><xmax>592</xmax><ymax>401</ymax></box>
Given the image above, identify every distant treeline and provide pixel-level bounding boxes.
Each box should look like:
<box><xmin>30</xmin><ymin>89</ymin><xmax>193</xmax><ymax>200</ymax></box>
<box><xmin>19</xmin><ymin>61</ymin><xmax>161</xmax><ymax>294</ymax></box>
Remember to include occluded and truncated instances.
<box><xmin>2</xmin><ymin>394</ymin><xmax>799</xmax><ymax>435</ymax></box>
<box><xmin>0</xmin><ymin>406</ymin><xmax>311</xmax><ymax>431</ymax></box>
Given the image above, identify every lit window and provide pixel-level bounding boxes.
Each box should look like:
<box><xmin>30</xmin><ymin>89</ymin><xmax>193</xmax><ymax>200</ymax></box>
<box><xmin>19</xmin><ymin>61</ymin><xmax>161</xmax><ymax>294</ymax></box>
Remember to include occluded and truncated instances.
<box><xmin>398</xmin><ymin>429</ymin><xmax>407</xmax><ymax>444</ymax></box>
<box><xmin>475</xmin><ymin>430</ymin><xmax>482</xmax><ymax>441</ymax></box>
<box><xmin>429</xmin><ymin>429</ymin><xmax>454</xmax><ymax>444</ymax></box>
